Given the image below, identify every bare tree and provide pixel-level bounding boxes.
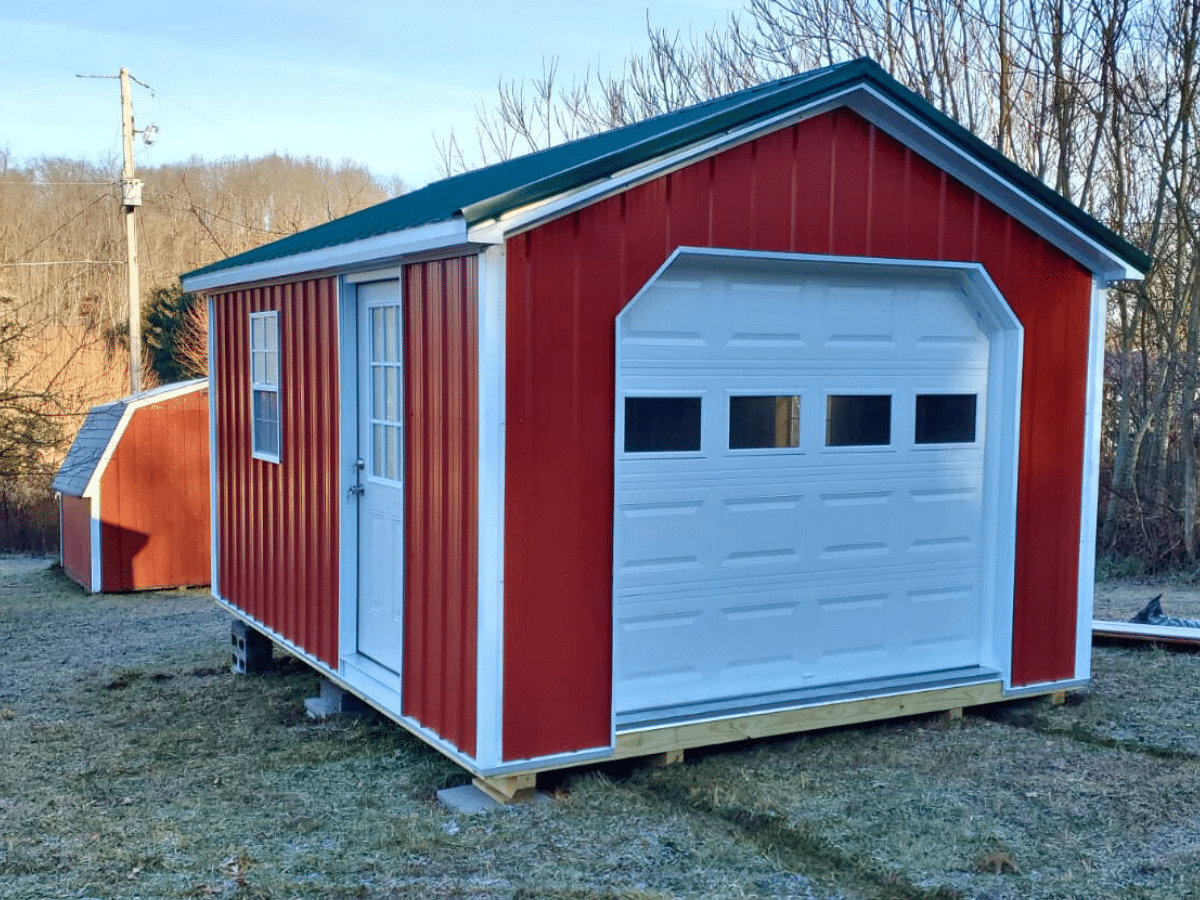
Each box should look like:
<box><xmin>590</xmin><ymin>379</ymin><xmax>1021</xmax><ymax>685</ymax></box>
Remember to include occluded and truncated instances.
<box><xmin>442</xmin><ymin>0</ymin><xmax>1200</xmax><ymax>569</ymax></box>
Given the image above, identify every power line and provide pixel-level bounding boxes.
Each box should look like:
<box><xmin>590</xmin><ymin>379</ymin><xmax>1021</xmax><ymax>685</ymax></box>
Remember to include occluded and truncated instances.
<box><xmin>0</xmin><ymin>181</ymin><xmax>116</xmax><ymax>187</ymax></box>
<box><xmin>1</xmin><ymin>260</ymin><xmax>124</xmax><ymax>267</ymax></box>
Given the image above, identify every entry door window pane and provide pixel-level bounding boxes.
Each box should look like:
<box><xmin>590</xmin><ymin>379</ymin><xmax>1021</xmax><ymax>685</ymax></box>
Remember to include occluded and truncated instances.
<box><xmin>624</xmin><ymin>397</ymin><xmax>702</xmax><ymax>453</ymax></box>
<box><xmin>826</xmin><ymin>395</ymin><xmax>891</xmax><ymax>446</ymax></box>
<box><xmin>729</xmin><ymin>395</ymin><xmax>800</xmax><ymax>449</ymax></box>
<box><xmin>915</xmin><ymin>394</ymin><xmax>977</xmax><ymax>444</ymax></box>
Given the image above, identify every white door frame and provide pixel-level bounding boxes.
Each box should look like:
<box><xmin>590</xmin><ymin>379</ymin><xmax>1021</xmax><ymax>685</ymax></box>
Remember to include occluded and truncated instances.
<box><xmin>337</xmin><ymin>269</ymin><xmax>407</xmax><ymax>688</ymax></box>
<box><xmin>611</xmin><ymin>247</ymin><xmax>1024</xmax><ymax>730</ymax></box>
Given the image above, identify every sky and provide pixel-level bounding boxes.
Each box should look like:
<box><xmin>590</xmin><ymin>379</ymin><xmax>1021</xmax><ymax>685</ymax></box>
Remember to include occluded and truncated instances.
<box><xmin>1</xmin><ymin>0</ymin><xmax>737</xmax><ymax>190</ymax></box>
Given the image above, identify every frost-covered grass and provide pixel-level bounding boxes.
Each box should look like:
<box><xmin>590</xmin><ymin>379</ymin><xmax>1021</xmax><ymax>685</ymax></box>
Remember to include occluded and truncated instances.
<box><xmin>2</xmin><ymin>559</ymin><xmax>1199</xmax><ymax>899</ymax></box>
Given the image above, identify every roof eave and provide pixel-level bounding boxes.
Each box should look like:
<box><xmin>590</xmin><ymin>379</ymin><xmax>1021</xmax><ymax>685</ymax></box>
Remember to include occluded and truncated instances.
<box><xmin>181</xmin><ymin>216</ymin><xmax>477</xmax><ymax>293</ymax></box>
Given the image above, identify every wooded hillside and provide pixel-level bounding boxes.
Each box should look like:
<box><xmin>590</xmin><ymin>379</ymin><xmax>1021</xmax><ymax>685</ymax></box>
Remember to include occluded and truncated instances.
<box><xmin>0</xmin><ymin>151</ymin><xmax>400</xmax><ymax>550</ymax></box>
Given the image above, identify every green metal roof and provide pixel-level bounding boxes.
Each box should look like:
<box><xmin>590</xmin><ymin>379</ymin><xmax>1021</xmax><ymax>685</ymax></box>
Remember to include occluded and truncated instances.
<box><xmin>183</xmin><ymin>57</ymin><xmax>1150</xmax><ymax>282</ymax></box>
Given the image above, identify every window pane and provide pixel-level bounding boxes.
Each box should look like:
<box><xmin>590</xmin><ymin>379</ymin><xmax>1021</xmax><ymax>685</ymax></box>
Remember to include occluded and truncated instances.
<box><xmin>373</xmin><ymin>423</ymin><xmax>384</xmax><ymax>477</ymax></box>
<box><xmin>624</xmin><ymin>397</ymin><xmax>702</xmax><ymax>453</ymax></box>
<box><xmin>383</xmin><ymin>306</ymin><xmax>398</xmax><ymax>362</ymax></box>
<box><xmin>251</xmin><ymin>350</ymin><xmax>264</xmax><ymax>384</ymax></box>
<box><xmin>252</xmin><ymin>316</ymin><xmax>265</xmax><ymax>349</ymax></box>
<box><xmin>915</xmin><ymin>394</ymin><xmax>977</xmax><ymax>444</ymax></box>
<box><xmin>826</xmin><ymin>395</ymin><xmax>891</xmax><ymax>446</ymax></box>
<box><xmin>372</xmin><ymin>366</ymin><xmax>383</xmax><ymax>419</ymax></box>
<box><xmin>730</xmin><ymin>395</ymin><xmax>800</xmax><ymax>449</ymax></box>
<box><xmin>385</xmin><ymin>366</ymin><xmax>398</xmax><ymax>422</ymax></box>
<box><xmin>385</xmin><ymin>424</ymin><xmax>397</xmax><ymax>480</ymax></box>
<box><xmin>264</xmin><ymin>315</ymin><xmax>277</xmax><ymax>351</ymax></box>
<box><xmin>264</xmin><ymin>348</ymin><xmax>278</xmax><ymax>386</ymax></box>
<box><xmin>372</xmin><ymin>307</ymin><xmax>384</xmax><ymax>362</ymax></box>
<box><xmin>264</xmin><ymin>390</ymin><xmax>280</xmax><ymax>423</ymax></box>
<box><xmin>253</xmin><ymin>389</ymin><xmax>279</xmax><ymax>456</ymax></box>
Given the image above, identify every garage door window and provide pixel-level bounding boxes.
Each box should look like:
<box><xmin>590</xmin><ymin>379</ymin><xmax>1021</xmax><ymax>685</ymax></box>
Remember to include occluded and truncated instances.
<box><xmin>826</xmin><ymin>394</ymin><xmax>891</xmax><ymax>447</ymax></box>
<box><xmin>624</xmin><ymin>396</ymin><xmax>702</xmax><ymax>453</ymax></box>
<box><xmin>915</xmin><ymin>393</ymin><xmax>977</xmax><ymax>444</ymax></box>
<box><xmin>729</xmin><ymin>395</ymin><xmax>800</xmax><ymax>449</ymax></box>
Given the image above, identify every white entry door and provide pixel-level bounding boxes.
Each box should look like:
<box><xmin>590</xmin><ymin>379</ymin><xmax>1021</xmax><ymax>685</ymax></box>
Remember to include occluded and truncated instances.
<box><xmin>613</xmin><ymin>252</ymin><xmax>1016</xmax><ymax>722</ymax></box>
<box><xmin>356</xmin><ymin>280</ymin><xmax>404</xmax><ymax>673</ymax></box>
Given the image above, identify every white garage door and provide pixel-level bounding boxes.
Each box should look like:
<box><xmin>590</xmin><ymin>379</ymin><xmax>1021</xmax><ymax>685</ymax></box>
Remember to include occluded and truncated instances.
<box><xmin>613</xmin><ymin>250</ymin><xmax>1019</xmax><ymax>725</ymax></box>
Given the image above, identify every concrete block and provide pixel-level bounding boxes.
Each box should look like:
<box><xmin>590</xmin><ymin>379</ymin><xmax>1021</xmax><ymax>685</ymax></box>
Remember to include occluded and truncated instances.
<box><xmin>437</xmin><ymin>783</ymin><xmax>503</xmax><ymax>814</ymax></box>
<box><xmin>230</xmin><ymin>620</ymin><xmax>272</xmax><ymax>674</ymax></box>
<box><xmin>304</xmin><ymin>678</ymin><xmax>370</xmax><ymax>719</ymax></box>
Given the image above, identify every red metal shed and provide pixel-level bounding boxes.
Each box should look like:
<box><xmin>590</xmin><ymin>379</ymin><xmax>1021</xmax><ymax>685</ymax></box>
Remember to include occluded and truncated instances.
<box><xmin>181</xmin><ymin>59</ymin><xmax>1148</xmax><ymax>797</ymax></box>
<box><xmin>53</xmin><ymin>379</ymin><xmax>211</xmax><ymax>593</ymax></box>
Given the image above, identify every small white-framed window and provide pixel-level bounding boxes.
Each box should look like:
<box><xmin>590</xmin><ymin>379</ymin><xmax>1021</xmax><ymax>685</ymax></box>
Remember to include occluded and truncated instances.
<box><xmin>825</xmin><ymin>393</ymin><xmax>892</xmax><ymax>447</ymax></box>
<box><xmin>623</xmin><ymin>395</ymin><xmax>703</xmax><ymax>453</ymax></box>
<box><xmin>250</xmin><ymin>311</ymin><xmax>281</xmax><ymax>462</ymax></box>
<box><xmin>728</xmin><ymin>394</ymin><xmax>801</xmax><ymax>450</ymax></box>
<box><xmin>914</xmin><ymin>393</ymin><xmax>978</xmax><ymax>444</ymax></box>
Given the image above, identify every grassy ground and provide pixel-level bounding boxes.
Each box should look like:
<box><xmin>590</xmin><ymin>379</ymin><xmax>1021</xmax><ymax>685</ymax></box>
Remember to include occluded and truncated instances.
<box><xmin>1</xmin><ymin>560</ymin><xmax>1198</xmax><ymax>899</ymax></box>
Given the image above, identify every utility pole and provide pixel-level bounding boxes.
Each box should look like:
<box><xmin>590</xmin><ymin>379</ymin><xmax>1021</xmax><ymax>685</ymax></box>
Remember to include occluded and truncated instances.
<box><xmin>119</xmin><ymin>67</ymin><xmax>143</xmax><ymax>394</ymax></box>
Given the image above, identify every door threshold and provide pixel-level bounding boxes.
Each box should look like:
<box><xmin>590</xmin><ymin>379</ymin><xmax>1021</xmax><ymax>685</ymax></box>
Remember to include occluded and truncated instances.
<box><xmin>615</xmin><ymin>665</ymin><xmax>1002</xmax><ymax>732</ymax></box>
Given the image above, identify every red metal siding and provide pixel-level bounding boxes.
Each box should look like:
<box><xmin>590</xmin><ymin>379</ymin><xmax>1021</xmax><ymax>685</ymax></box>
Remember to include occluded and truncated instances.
<box><xmin>502</xmin><ymin>107</ymin><xmax>1091</xmax><ymax>760</ymax></box>
<box><xmin>402</xmin><ymin>256</ymin><xmax>479</xmax><ymax>756</ymax></box>
<box><xmin>60</xmin><ymin>494</ymin><xmax>92</xmax><ymax>589</ymax></box>
<box><xmin>97</xmin><ymin>390</ymin><xmax>210</xmax><ymax>592</ymax></box>
<box><xmin>212</xmin><ymin>278</ymin><xmax>339</xmax><ymax>667</ymax></box>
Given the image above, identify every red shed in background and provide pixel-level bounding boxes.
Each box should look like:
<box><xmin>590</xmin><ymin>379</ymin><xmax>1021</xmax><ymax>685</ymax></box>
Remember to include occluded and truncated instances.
<box><xmin>182</xmin><ymin>59</ymin><xmax>1148</xmax><ymax>797</ymax></box>
<box><xmin>53</xmin><ymin>379</ymin><xmax>210</xmax><ymax>593</ymax></box>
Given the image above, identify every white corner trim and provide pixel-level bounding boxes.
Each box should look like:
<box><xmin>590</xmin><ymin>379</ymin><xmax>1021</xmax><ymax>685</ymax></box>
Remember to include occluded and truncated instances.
<box><xmin>89</xmin><ymin>495</ymin><xmax>102</xmax><ymax>593</ymax></box>
<box><xmin>208</xmin><ymin>295</ymin><xmax>220</xmax><ymax>597</ymax></box>
<box><xmin>1075</xmin><ymin>278</ymin><xmax>1108</xmax><ymax>682</ymax></box>
<box><xmin>181</xmin><ymin>218</ymin><xmax>473</xmax><ymax>293</ymax></box>
<box><xmin>475</xmin><ymin>244</ymin><xmax>507</xmax><ymax>769</ymax></box>
<box><xmin>336</xmin><ymin>277</ymin><xmax>358</xmax><ymax>670</ymax></box>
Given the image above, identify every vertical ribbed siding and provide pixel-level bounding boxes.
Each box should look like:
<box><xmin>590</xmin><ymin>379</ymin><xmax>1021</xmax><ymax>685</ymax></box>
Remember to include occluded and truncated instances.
<box><xmin>60</xmin><ymin>494</ymin><xmax>93</xmax><ymax>590</ymax></box>
<box><xmin>402</xmin><ymin>256</ymin><xmax>478</xmax><ymax>756</ymax></box>
<box><xmin>212</xmin><ymin>277</ymin><xmax>339</xmax><ymax>667</ymax></box>
<box><xmin>502</xmin><ymin>106</ymin><xmax>1093</xmax><ymax>761</ymax></box>
<box><xmin>99</xmin><ymin>390</ymin><xmax>210</xmax><ymax>591</ymax></box>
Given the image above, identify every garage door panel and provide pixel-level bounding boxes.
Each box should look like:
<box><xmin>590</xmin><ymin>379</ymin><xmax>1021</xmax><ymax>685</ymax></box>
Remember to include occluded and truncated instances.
<box><xmin>916</xmin><ymin>289</ymin><xmax>986</xmax><ymax>343</ymax></box>
<box><xmin>824</xmin><ymin>284</ymin><xmax>898</xmax><ymax>344</ymax></box>
<box><xmin>725</xmin><ymin>281</ymin><xmax>810</xmax><ymax>347</ymax></box>
<box><xmin>614</xmin><ymin>257</ymin><xmax>1002</xmax><ymax>720</ymax></box>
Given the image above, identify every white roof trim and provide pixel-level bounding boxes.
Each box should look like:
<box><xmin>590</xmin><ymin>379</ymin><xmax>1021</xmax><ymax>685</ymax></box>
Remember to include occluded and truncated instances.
<box><xmin>469</xmin><ymin>84</ymin><xmax>1142</xmax><ymax>282</ymax></box>
<box><xmin>844</xmin><ymin>87</ymin><xmax>1143</xmax><ymax>283</ymax></box>
<box><xmin>186</xmin><ymin>83</ymin><xmax>1142</xmax><ymax>292</ymax></box>
<box><xmin>181</xmin><ymin>218</ymin><xmax>478</xmax><ymax>293</ymax></box>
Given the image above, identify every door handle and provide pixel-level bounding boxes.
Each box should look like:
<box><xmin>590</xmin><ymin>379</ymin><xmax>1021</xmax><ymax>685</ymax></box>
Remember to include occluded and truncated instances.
<box><xmin>348</xmin><ymin>483</ymin><xmax>365</xmax><ymax>499</ymax></box>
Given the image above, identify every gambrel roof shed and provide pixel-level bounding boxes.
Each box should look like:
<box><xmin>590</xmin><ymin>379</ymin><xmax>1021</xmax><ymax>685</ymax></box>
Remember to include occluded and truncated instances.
<box><xmin>54</xmin><ymin>379</ymin><xmax>210</xmax><ymax>593</ymax></box>
<box><xmin>184</xmin><ymin>58</ymin><xmax>1148</xmax><ymax>794</ymax></box>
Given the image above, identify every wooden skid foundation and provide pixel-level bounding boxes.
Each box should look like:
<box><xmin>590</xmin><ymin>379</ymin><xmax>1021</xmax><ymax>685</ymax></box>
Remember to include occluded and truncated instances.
<box><xmin>611</xmin><ymin>681</ymin><xmax>1005</xmax><ymax>761</ymax></box>
<box><xmin>473</xmin><ymin>773</ymin><xmax>537</xmax><ymax>805</ymax></box>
